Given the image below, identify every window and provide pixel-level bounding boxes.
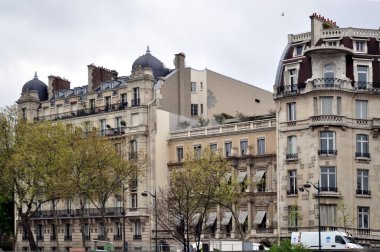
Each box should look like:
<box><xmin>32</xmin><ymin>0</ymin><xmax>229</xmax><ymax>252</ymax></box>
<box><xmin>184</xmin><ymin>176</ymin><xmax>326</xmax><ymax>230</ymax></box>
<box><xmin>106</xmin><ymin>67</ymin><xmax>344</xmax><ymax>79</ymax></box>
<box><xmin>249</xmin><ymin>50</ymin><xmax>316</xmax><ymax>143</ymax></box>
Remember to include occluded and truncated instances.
<box><xmin>200</xmin><ymin>104</ymin><xmax>203</xmax><ymax>115</ymax></box>
<box><xmin>191</xmin><ymin>104</ymin><xmax>198</xmax><ymax>116</ymax></box>
<box><xmin>115</xmin><ymin>223</ymin><xmax>122</xmax><ymax>239</ymax></box>
<box><xmin>358</xmin><ymin>207</ymin><xmax>369</xmax><ymax>229</ymax></box>
<box><xmin>257</xmin><ymin>138</ymin><xmax>265</xmax><ymax>155</ymax></box>
<box><xmin>105</xmin><ymin>96</ymin><xmax>111</xmax><ymax>110</ymax></box>
<box><xmin>357</xmin><ymin>65</ymin><xmax>368</xmax><ymax>89</ymax></box>
<box><xmin>83</xmin><ymin>224</ymin><xmax>90</xmax><ymax>240</ymax></box>
<box><xmin>320</xmin><ymin>205</ymin><xmax>336</xmax><ymax>226</ymax></box>
<box><xmin>288</xmin><ymin>206</ymin><xmax>298</xmax><ymax>227</ymax></box>
<box><xmin>240</xmin><ymin>140</ymin><xmax>248</xmax><ymax>156</ymax></box>
<box><xmin>134</xmin><ymin>221</ymin><xmax>142</xmax><ymax>240</ymax></box>
<box><xmin>100</xmin><ymin>119</ymin><xmax>106</xmax><ymax>136</ymax></box>
<box><xmin>210</xmin><ymin>143</ymin><xmax>217</xmax><ymax>152</ymax></box>
<box><xmin>337</xmin><ymin>97</ymin><xmax>341</xmax><ymax>115</ymax></box>
<box><xmin>320</xmin><ymin>96</ymin><xmax>333</xmax><ymax>115</ymax></box>
<box><xmin>120</xmin><ymin>93</ymin><xmax>127</xmax><ymax>107</ymax></box>
<box><xmin>131</xmin><ymin>193</ymin><xmax>138</xmax><ymax>209</ymax></box>
<box><xmin>22</xmin><ymin>108</ymin><xmax>26</xmax><ymax>120</ymax></box>
<box><xmin>287</xmin><ymin>103</ymin><xmax>296</xmax><ymax>121</ymax></box>
<box><xmin>200</xmin><ymin>82</ymin><xmax>203</xmax><ymax>90</ymax></box>
<box><xmin>116</xmin><ymin>197</ymin><xmax>122</xmax><ymax>209</ymax></box>
<box><xmin>327</xmin><ymin>41</ymin><xmax>338</xmax><ymax>46</ymax></box>
<box><xmin>289</xmin><ymin>69</ymin><xmax>298</xmax><ymax>86</ymax></box>
<box><xmin>294</xmin><ymin>45</ymin><xmax>303</xmax><ymax>56</ymax></box>
<box><xmin>258</xmin><ymin>173</ymin><xmax>266</xmax><ymax>192</ymax></box>
<box><xmin>356</xmin><ymin>134</ymin><xmax>369</xmax><ymax>158</ymax></box>
<box><xmin>176</xmin><ymin>146</ymin><xmax>183</xmax><ymax>162</ymax></box>
<box><xmin>356</xmin><ymin>100</ymin><xmax>368</xmax><ymax>119</ymax></box>
<box><xmin>320</xmin><ymin>167</ymin><xmax>337</xmax><ymax>192</ymax></box>
<box><xmin>287</xmin><ymin>136</ymin><xmax>297</xmax><ymax>159</ymax></box>
<box><xmin>191</xmin><ymin>82</ymin><xmax>196</xmax><ymax>92</ymax></box>
<box><xmin>51</xmin><ymin>224</ymin><xmax>57</xmax><ymax>241</ymax></box>
<box><xmin>66</xmin><ymin>199</ymin><xmax>72</xmax><ymax>214</ymax></box>
<box><xmin>194</xmin><ymin>144</ymin><xmax>202</xmax><ymax>158</ymax></box>
<box><xmin>225</xmin><ymin>142</ymin><xmax>232</xmax><ymax>157</ymax></box>
<box><xmin>65</xmin><ymin>223</ymin><xmax>72</xmax><ymax>240</ymax></box>
<box><xmin>90</xmin><ymin>99</ymin><xmax>96</xmax><ymax>111</ymax></box>
<box><xmin>99</xmin><ymin>223</ymin><xmax>105</xmax><ymax>239</ymax></box>
<box><xmin>319</xmin><ymin>131</ymin><xmax>336</xmax><ymax>155</ymax></box>
<box><xmin>323</xmin><ymin>64</ymin><xmax>335</xmax><ymax>85</ymax></box>
<box><xmin>37</xmin><ymin>224</ymin><xmax>43</xmax><ymax>240</ymax></box>
<box><xmin>357</xmin><ymin>170</ymin><xmax>369</xmax><ymax>195</ymax></box>
<box><xmin>115</xmin><ymin>117</ymin><xmax>122</xmax><ymax>130</ymax></box>
<box><xmin>132</xmin><ymin>87</ymin><xmax>140</xmax><ymax>106</ymax></box>
<box><xmin>355</xmin><ymin>41</ymin><xmax>366</xmax><ymax>53</ymax></box>
<box><xmin>288</xmin><ymin>171</ymin><xmax>297</xmax><ymax>195</ymax></box>
<box><xmin>130</xmin><ymin>140</ymin><xmax>137</xmax><ymax>159</ymax></box>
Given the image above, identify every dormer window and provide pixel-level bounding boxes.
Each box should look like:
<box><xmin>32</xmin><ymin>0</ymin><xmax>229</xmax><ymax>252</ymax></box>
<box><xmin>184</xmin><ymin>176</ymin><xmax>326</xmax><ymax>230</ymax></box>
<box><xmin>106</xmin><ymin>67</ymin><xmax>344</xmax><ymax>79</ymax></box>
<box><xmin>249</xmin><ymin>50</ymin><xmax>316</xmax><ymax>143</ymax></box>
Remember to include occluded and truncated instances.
<box><xmin>294</xmin><ymin>45</ymin><xmax>304</xmax><ymax>57</ymax></box>
<box><xmin>354</xmin><ymin>40</ymin><xmax>367</xmax><ymax>53</ymax></box>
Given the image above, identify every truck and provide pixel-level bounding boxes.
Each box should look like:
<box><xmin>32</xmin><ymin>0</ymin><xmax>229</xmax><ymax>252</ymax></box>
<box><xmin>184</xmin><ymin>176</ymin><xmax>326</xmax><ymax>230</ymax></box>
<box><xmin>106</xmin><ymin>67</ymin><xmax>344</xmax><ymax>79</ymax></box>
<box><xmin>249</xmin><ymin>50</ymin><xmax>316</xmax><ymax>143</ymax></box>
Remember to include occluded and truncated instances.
<box><xmin>192</xmin><ymin>240</ymin><xmax>268</xmax><ymax>251</ymax></box>
<box><xmin>291</xmin><ymin>231</ymin><xmax>363</xmax><ymax>250</ymax></box>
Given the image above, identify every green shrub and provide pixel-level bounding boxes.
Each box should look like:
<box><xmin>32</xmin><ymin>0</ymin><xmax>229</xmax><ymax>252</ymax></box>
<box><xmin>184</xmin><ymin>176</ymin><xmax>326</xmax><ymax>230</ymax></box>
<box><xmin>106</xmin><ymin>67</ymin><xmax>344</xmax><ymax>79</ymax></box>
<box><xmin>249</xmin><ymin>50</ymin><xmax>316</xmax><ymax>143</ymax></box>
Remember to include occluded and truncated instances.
<box><xmin>269</xmin><ymin>239</ymin><xmax>310</xmax><ymax>252</ymax></box>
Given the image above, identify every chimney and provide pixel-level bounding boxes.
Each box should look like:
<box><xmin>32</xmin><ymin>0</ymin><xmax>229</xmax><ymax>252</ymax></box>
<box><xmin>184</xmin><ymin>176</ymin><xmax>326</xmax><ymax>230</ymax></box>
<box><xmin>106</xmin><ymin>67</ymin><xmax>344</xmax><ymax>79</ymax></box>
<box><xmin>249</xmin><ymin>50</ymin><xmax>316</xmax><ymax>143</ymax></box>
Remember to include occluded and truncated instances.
<box><xmin>87</xmin><ymin>64</ymin><xmax>118</xmax><ymax>92</ymax></box>
<box><xmin>309</xmin><ymin>13</ymin><xmax>338</xmax><ymax>46</ymax></box>
<box><xmin>174</xmin><ymin>52</ymin><xmax>186</xmax><ymax>69</ymax></box>
<box><xmin>48</xmin><ymin>75</ymin><xmax>70</xmax><ymax>100</ymax></box>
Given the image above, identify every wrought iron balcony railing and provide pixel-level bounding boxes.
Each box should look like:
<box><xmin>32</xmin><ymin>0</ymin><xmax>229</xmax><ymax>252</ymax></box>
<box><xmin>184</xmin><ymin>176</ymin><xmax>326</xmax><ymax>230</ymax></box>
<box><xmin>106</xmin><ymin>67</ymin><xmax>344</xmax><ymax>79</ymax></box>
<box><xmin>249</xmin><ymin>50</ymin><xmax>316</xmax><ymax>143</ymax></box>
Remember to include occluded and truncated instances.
<box><xmin>355</xmin><ymin>152</ymin><xmax>370</xmax><ymax>158</ymax></box>
<box><xmin>286</xmin><ymin>153</ymin><xmax>298</xmax><ymax>160</ymax></box>
<box><xmin>286</xmin><ymin>189</ymin><xmax>298</xmax><ymax>195</ymax></box>
<box><xmin>131</xmin><ymin>99</ymin><xmax>140</xmax><ymax>107</ymax></box>
<box><xmin>318</xmin><ymin>149</ymin><xmax>337</xmax><ymax>155</ymax></box>
<box><xmin>356</xmin><ymin>189</ymin><xmax>371</xmax><ymax>196</ymax></box>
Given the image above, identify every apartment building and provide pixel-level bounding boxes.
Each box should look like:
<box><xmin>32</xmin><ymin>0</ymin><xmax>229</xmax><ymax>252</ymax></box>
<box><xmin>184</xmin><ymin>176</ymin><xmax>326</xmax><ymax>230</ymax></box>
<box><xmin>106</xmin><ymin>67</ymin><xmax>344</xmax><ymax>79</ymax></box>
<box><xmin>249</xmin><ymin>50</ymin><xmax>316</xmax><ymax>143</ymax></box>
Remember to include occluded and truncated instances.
<box><xmin>167</xmin><ymin>116</ymin><xmax>277</xmax><ymax>244</ymax></box>
<box><xmin>274</xmin><ymin>14</ymin><xmax>380</xmax><ymax>246</ymax></box>
<box><xmin>16</xmin><ymin>48</ymin><xmax>274</xmax><ymax>251</ymax></box>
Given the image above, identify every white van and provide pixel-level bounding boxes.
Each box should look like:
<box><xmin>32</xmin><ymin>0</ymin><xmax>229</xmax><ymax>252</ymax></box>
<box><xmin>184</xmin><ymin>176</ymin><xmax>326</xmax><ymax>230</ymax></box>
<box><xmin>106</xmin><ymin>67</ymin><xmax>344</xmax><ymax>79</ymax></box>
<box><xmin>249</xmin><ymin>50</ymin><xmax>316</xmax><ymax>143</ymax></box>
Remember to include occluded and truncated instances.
<box><xmin>291</xmin><ymin>231</ymin><xmax>363</xmax><ymax>249</ymax></box>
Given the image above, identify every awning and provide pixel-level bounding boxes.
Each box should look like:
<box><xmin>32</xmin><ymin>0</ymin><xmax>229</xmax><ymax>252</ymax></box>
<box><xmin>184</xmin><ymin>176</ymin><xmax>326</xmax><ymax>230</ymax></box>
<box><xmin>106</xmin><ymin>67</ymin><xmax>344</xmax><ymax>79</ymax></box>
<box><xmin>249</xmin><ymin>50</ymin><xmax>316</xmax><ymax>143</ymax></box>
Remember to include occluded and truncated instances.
<box><xmin>254</xmin><ymin>170</ymin><xmax>266</xmax><ymax>182</ymax></box>
<box><xmin>221</xmin><ymin>212</ymin><xmax>232</xmax><ymax>225</ymax></box>
<box><xmin>238</xmin><ymin>211</ymin><xmax>248</xmax><ymax>224</ymax></box>
<box><xmin>206</xmin><ymin>212</ymin><xmax>217</xmax><ymax>227</ymax></box>
<box><xmin>237</xmin><ymin>171</ymin><xmax>247</xmax><ymax>183</ymax></box>
<box><xmin>193</xmin><ymin>213</ymin><xmax>201</xmax><ymax>225</ymax></box>
<box><xmin>253</xmin><ymin>211</ymin><xmax>267</xmax><ymax>224</ymax></box>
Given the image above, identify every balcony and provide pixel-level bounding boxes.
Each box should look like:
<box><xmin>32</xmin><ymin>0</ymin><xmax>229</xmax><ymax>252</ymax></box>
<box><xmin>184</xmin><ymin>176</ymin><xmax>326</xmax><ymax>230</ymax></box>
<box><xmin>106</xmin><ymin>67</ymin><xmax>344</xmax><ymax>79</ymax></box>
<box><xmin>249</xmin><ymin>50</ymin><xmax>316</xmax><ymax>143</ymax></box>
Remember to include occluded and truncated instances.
<box><xmin>355</xmin><ymin>152</ymin><xmax>371</xmax><ymax>159</ymax></box>
<box><xmin>274</xmin><ymin>83</ymin><xmax>305</xmax><ymax>96</ymax></box>
<box><xmin>357</xmin><ymin>228</ymin><xmax>371</xmax><ymax>236</ymax></box>
<box><xmin>133</xmin><ymin>235</ymin><xmax>142</xmax><ymax>240</ymax></box>
<box><xmin>354</xmin><ymin>81</ymin><xmax>373</xmax><ymax>91</ymax></box>
<box><xmin>311</xmin><ymin>78</ymin><xmax>346</xmax><ymax>89</ymax></box>
<box><xmin>318</xmin><ymin>149</ymin><xmax>337</xmax><ymax>156</ymax></box>
<box><xmin>30</xmin><ymin>207</ymin><xmax>124</xmax><ymax>219</ymax></box>
<box><xmin>286</xmin><ymin>189</ymin><xmax>298</xmax><ymax>196</ymax></box>
<box><xmin>131</xmin><ymin>99</ymin><xmax>140</xmax><ymax>107</ymax></box>
<box><xmin>35</xmin><ymin>102</ymin><xmax>130</xmax><ymax>122</ymax></box>
<box><xmin>356</xmin><ymin>189</ymin><xmax>371</xmax><ymax>196</ymax></box>
<box><xmin>286</xmin><ymin>153</ymin><xmax>298</xmax><ymax>161</ymax></box>
<box><xmin>256</xmin><ymin>228</ymin><xmax>274</xmax><ymax>234</ymax></box>
<box><xmin>310</xmin><ymin>115</ymin><xmax>344</xmax><ymax>127</ymax></box>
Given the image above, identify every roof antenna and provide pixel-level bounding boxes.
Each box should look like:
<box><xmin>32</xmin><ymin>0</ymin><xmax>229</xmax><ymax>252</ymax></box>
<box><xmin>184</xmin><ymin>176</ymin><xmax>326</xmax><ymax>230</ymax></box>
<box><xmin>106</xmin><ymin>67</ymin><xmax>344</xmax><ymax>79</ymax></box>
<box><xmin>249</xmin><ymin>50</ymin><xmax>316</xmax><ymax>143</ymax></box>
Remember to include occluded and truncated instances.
<box><xmin>146</xmin><ymin>46</ymin><xmax>150</xmax><ymax>54</ymax></box>
<box><xmin>34</xmin><ymin>71</ymin><xmax>38</xmax><ymax>79</ymax></box>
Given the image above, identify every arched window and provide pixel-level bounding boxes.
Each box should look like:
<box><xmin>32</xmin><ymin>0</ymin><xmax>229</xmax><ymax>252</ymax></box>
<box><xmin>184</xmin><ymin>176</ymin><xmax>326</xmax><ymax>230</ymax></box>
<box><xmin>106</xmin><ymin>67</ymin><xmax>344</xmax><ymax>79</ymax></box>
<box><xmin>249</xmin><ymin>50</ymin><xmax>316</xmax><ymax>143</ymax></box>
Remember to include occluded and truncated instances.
<box><xmin>323</xmin><ymin>64</ymin><xmax>335</xmax><ymax>85</ymax></box>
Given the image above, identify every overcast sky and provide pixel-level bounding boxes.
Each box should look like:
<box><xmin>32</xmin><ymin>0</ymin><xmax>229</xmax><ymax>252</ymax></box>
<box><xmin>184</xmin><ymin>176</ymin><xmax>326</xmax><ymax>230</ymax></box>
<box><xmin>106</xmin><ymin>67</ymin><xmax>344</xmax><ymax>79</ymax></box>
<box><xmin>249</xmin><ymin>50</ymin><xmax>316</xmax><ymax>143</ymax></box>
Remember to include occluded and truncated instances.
<box><xmin>1</xmin><ymin>0</ymin><xmax>379</xmax><ymax>107</ymax></box>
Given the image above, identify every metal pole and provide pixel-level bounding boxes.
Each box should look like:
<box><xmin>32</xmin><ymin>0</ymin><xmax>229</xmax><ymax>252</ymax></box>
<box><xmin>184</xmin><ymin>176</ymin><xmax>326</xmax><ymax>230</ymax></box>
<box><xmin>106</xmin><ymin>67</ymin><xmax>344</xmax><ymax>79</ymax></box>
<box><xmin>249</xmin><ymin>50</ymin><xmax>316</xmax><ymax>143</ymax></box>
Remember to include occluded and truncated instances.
<box><xmin>318</xmin><ymin>180</ymin><xmax>321</xmax><ymax>252</ymax></box>
<box><xmin>123</xmin><ymin>184</ymin><xmax>126</xmax><ymax>252</ymax></box>
<box><xmin>154</xmin><ymin>190</ymin><xmax>158</xmax><ymax>252</ymax></box>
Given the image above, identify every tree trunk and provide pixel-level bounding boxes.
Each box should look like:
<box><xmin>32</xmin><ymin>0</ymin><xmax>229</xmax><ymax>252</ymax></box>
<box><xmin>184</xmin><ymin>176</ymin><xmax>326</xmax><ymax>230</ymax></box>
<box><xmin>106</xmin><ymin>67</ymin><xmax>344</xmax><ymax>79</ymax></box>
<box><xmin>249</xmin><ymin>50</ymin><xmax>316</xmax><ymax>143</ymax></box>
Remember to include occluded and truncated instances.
<box><xmin>21</xmin><ymin>216</ymin><xmax>37</xmax><ymax>251</ymax></box>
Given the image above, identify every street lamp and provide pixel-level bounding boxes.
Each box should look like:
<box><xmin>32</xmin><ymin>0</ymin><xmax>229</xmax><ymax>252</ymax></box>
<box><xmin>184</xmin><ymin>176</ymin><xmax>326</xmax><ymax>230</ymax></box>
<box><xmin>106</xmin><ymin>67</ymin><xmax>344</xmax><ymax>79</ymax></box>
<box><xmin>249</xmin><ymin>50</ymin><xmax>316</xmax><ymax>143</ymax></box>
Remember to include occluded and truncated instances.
<box><xmin>141</xmin><ymin>190</ymin><xmax>158</xmax><ymax>252</ymax></box>
<box><xmin>299</xmin><ymin>180</ymin><xmax>321</xmax><ymax>252</ymax></box>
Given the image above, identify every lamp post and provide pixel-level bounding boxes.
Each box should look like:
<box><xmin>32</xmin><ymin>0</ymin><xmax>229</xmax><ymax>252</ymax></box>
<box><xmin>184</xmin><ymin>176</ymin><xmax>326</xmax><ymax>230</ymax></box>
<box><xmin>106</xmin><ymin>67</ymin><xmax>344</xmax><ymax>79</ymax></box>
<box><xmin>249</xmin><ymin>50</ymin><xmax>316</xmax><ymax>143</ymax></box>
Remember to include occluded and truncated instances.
<box><xmin>141</xmin><ymin>190</ymin><xmax>157</xmax><ymax>252</ymax></box>
<box><xmin>299</xmin><ymin>180</ymin><xmax>321</xmax><ymax>252</ymax></box>
<box><xmin>122</xmin><ymin>184</ymin><xmax>126</xmax><ymax>252</ymax></box>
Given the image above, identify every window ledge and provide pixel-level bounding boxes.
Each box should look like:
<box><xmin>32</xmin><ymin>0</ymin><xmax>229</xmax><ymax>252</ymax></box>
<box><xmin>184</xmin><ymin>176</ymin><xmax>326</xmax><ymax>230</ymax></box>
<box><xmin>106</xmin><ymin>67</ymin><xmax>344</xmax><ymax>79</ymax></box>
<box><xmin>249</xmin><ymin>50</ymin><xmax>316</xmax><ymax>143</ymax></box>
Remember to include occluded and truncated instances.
<box><xmin>356</xmin><ymin>194</ymin><xmax>371</xmax><ymax>198</ymax></box>
<box><xmin>355</xmin><ymin>157</ymin><xmax>371</xmax><ymax>163</ymax></box>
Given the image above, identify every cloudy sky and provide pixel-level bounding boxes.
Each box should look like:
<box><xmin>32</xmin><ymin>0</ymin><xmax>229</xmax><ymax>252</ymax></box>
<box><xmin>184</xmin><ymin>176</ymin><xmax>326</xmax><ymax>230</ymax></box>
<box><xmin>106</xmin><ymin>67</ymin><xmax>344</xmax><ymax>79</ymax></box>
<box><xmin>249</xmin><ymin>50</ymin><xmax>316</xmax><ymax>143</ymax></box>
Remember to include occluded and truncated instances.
<box><xmin>1</xmin><ymin>0</ymin><xmax>379</xmax><ymax>107</ymax></box>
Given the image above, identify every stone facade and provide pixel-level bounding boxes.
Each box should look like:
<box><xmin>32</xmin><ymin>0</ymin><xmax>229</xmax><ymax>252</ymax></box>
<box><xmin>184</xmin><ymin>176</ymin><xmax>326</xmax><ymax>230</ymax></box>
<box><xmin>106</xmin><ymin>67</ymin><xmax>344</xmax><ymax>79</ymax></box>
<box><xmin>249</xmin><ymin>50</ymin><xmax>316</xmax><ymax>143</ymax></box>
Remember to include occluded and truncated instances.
<box><xmin>274</xmin><ymin>13</ymin><xmax>380</xmax><ymax>247</ymax></box>
<box><xmin>16</xmin><ymin>49</ymin><xmax>274</xmax><ymax>251</ymax></box>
